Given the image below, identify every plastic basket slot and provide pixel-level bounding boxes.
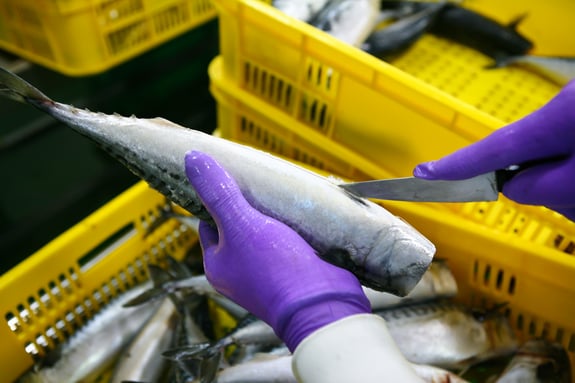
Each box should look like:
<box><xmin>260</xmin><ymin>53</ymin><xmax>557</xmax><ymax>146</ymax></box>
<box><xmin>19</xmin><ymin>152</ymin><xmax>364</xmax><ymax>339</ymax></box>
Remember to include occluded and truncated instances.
<box><xmin>243</xmin><ymin>61</ymin><xmax>295</xmax><ymax>113</ymax></box>
<box><xmin>153</xmin><ymin>2</ymin><xmax>191</xmax><ymax>35</ymax></box>
<box><xmin>191</xmin><ymin>0</ymin><xmax>214</xmax><ymax>16</ymax></box>
<box><xmin>472</xmin><ymin>259</ymin><xmax>517</xmax><ymax>296</ymax></box>
<box><xmin>78</xmin><ymin>223</ymin><xmax>135</xmax><ymax>272</ymax></box>
<box><xmin>551</xmin><ymin>233</ymin><xmax>575</xmax><ymax>255</ymax></box>
<box><xmin>299</xmin><ymin>92</ymin><xmax>332</xmax><ymax>134</ymax></box>
<box><xmin>16</xmin><ymin>31</ymin><xmax>55</xmax><ymax>62</ymax></box>
<box><xmin>106</xmin><ymin>20</ymin><xmax>151</xmax><ymax>55</ymax></box>
<box><xmin>13</xmin><ymin>5</ymin><xmax>43</xmax><ymax>31</ymax></box>
<box><xmin>303</xmin><ymin>57</ymin><xmax>339</xmax><ymax>98</ymax></box>
<box><xmin>97</xmin><ymin>0</ymin><xmax>145</xmax><ymax>27</ymax></box>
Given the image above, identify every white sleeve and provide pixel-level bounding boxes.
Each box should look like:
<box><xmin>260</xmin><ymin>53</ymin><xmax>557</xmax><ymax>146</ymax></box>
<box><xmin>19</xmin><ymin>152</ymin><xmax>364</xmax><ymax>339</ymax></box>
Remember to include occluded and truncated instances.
<box><xmin>292</xmin><ymin>313</ymin><xmax>425</xmax><ymax>383</ymax></box>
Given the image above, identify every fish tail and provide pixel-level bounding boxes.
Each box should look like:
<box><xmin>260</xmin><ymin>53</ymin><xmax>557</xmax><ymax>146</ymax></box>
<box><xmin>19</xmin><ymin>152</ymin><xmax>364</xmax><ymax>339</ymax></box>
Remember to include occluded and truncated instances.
<box><xmin>0</xmin><ymin>67</ymin><xmax>54</xmax><ymax>110</ymax></box>
<box><xmin>162</xmin><ymin>343</ymin><xmax>222</xmax><ymax>381</ymax></box>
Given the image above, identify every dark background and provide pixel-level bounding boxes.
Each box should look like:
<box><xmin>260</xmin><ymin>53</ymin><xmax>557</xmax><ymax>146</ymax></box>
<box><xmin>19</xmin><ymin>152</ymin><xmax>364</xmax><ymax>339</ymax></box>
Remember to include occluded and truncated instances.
<box><xmin>0</xmin><ymin>20</ymin><xmax>219</xmax><ymax>274</ymax></box>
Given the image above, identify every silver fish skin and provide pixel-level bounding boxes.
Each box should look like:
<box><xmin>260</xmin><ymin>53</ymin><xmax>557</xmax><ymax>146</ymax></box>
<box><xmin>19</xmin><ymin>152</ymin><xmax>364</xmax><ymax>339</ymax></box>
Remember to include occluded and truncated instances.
<box><xmin>376</xmin><ymin>302</ymin><xmax>518</xmax><ymax>370</ymax></box>
<box><xmin>205</xmin><ymin>315</ymin><xmax>281</xmax><ymax>350</ymax></box>
<box><xmin>495</xmin><ymin>55</ymin><xmax>575</xmax><ymax>86</ymax></box>
<box><xmin>311</xmin><ymin>0</ymin><xmax>380</xmax><ymax>47</ymax></box>
<box><xmin>110</xmin><ymin>298</ymin><xmax>178</xmax><ymax>383</ymax></box>
<box><xmin>411</xmin><ymin>363</ymin><xmax>470</xmax><ymax>383</ymax></box>
<box><xmin>0</xmin><ymin>67</ymin><xmax>436</xmax><ymax>296</ymax></box>
<box><xmin>215</xmin><ymin>354</ymin><xmax>296</xmax><ymax>383</ymax></box>
<box><xmin>272</xmin><ymin>0</ymin><xmax>329</xmax><ymax>22</ymax></box>
<box><xmin>364</xmin><ymin>260</ymin><xmax>458</xmax><ymax>310</ymax></box>
<box><xmin>124</xmin><ymin>272</ymin><xmax>250</xmax><ymax>320</ymax></box>
<box><xmin>18</xmin><ymin>282</ymin><xmax>160</xmax><ymax>383</ymax></box>
<box><xmin>493</xmin><ymin>340</ymin><xmax>571</xmax><ymax>383</ymax></box>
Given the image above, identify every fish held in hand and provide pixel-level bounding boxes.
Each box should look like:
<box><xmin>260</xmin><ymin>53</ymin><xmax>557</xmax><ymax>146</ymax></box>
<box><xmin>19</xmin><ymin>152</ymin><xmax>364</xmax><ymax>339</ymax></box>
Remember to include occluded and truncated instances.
<box><xmin>0</xmin><ymin>67</ymin><xmax>435</xmax><ymax>296</ymax></box>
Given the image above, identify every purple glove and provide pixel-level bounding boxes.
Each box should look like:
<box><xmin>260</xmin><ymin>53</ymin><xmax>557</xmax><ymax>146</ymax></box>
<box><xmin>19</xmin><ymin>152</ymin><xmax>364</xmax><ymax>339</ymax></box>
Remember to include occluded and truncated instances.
<box><xmin>414</xmin><ymin>80</ymin><xmax>575</xmax><ymax>221</ymax></box>
<box><xmin>184</xmin><ymin>151</ymin><xmax>371</xmax><ymax>351</ymax></box>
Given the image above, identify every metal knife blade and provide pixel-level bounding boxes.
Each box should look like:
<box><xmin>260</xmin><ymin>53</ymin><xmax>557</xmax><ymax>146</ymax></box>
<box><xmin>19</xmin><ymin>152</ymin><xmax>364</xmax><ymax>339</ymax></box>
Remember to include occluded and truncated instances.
<box><xmin>340</xmin><ymin>171</ymin><xmax>506</xmax><ymax>202</ymax></box>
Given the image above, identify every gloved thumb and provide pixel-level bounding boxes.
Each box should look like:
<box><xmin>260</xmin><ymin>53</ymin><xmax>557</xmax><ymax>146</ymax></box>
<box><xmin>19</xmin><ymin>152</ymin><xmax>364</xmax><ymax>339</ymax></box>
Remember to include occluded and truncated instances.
<box><xmin>184</xmin><ymin>150</ymin><xmax>252</xmax><ymax>236</ymax></box>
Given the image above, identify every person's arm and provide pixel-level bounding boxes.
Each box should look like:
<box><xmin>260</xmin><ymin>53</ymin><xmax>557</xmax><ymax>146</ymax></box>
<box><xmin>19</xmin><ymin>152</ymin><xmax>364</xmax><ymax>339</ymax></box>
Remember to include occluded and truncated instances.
<box><xmin>414</xmin><ymin>80</ymin><xmax>575</xmax><ymax>221</ymax></box>
<box><xmin>184</xmin><ymin>151</ymin><xmax>423</xmax><ymax>383</ymax></box>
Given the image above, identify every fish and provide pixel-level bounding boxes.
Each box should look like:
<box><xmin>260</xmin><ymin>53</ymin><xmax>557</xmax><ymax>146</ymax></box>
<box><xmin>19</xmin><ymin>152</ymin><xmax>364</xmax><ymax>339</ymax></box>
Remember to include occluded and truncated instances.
<box><xmin>17</xmin><ymin>282</ymin><xmax>161</xmax><ymax>383</ymax></box>
<box><xmin>491</xmin><ymin>55</ymin><xmax>575</xmax><ymax>86</ymax></box>
<box><xmin>163</xmin><ymin>315</ymin><xmax>282</xmax><ymax>368</ymax></box>
<box><xmin>491</xmin><ymin>339</ymin><xmax>571</xmax><ymax>383</ymax></box>
<box><xmin>375</xmin><ymin>302</ymin><xmax>518</xmax><ymax>370</ymax></box>
<box><xmin>428</xmin><ymin>3</ymin><xmax>533</xmax><ymax>60</ymax></box>
<box><xmin>124</xmin><ymin>266</ymin><xmax>250</xmax><ymax>321</ymax></box>
<box><xmin>204</xmin><ymin>353</ymin><xmax>470</xmax><ymax>383</ymax></box>
<box><xmin>363</xmin><ymin>260</ymin><xmax>458</xmax><ymax>310</ymax></box>
<box><xmin>162</xmin><ymin>284</ymin><xmax>220</xmax><ymax>383</ymax></box>
<box><xmin>411</xmin><ymin>363</ymin><xmax>471</xmax><ymax>383</ymax></box>
<box><xmin>310</xmin><ymin>0</ymin><xmax>381</xmax><ymax>47</ymax></box>
<box><xmin>109</xmin><ymin>298</ymin><xmax>178</xmax><ymax>383</ymax></box>
<box><xmin>0</xmin><ymin>67</ymin><xmax>436</xmax><ymax>296</ymax></box>
<box><xmin>272</xmin><ymin>0</ymin><xmax>329</xmax><ymax>22</ymax></box>
<box><xmin>363</xmin><ymin>2</ymin><xmax>446</xmax><ymax>60</ymax></box>
<box><xmin>209</xmin><ymin>354</ymin><xmax>296</xmax><ymax>383</ymax></box>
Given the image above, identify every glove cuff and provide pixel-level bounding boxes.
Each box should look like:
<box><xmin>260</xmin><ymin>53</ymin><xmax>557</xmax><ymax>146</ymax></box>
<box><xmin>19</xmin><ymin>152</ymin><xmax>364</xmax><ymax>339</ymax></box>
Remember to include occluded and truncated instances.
<box><xmin>275</xmin><ymin>290</ymin><xmax>371</xmax><ymax>352</ymax></box>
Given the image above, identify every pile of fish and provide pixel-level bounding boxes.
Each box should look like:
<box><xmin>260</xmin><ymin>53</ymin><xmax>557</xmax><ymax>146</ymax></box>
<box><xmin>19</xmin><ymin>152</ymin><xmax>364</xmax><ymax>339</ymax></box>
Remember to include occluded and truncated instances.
<box><xmin>272</xmin><ymin>0</ymin><xmax>575</xmax><ymax>85</ymax></box>
<box><xmin>16</xmin><ymin>249</ymin><xmax>572</xmax><ymax>382</ymax></box>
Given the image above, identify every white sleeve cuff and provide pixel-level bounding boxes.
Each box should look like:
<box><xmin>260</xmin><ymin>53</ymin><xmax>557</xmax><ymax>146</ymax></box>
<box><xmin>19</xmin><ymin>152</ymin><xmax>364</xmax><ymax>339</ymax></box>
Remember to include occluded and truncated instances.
<box><xmin>292</xmin><ymin>314</ymin><xmax>424</xmax><ymax>383</ymax></box>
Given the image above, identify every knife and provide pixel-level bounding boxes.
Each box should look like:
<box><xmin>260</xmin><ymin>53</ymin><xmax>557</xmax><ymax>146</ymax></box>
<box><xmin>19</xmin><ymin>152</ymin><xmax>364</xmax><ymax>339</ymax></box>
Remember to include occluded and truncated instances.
<box><xmin>340</xmin><ymin>169</ymin><xmax>518</xmax><ymax>202</ymax></box>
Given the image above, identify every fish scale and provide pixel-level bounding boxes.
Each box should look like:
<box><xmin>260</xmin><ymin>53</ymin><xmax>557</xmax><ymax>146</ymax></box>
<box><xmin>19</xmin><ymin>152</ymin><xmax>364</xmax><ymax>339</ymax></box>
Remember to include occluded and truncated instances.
<box><xmin>0</xmin><ymin>67</ymin><xmax>435</xmax><ymax>296</ymax></box>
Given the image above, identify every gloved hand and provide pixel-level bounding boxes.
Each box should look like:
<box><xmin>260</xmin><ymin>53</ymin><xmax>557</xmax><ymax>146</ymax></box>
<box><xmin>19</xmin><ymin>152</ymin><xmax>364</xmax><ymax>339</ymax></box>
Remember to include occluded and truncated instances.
<box><xmin>414</xmin><ymin>80</ymin><xmax>575</xmax><ymax>221</ymax></box>
<box><xmin>184</xmin><ymin>151</ymin><xmax>371</xmax><ymax>351</ymax></box>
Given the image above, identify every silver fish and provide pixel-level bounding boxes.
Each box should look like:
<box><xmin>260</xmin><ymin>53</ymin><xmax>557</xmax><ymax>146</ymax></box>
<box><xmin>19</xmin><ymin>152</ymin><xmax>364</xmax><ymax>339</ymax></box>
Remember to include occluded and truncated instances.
<box><xmin>411</xmin><ymin>363</ymin><xmax>470</xmax><ymax>383</ymax></box>
<box><xmin>311</xmin><ymin>0</ymin><xmax>381</xmax><ymax>47</ymax></box>
<box><xmin>376</xmin><ymin>302</ymin><xmax>518</xmax><ymax>370</ymax></box>
<box><xmin>494</xmin><ymin>55</ymin><xmax>575</xmax><ymax>86</ymax></box>
<box><xmin>110</xmin><ymin>298</ymin><xmax>178</xmax><ymax>383</ymax></box>
<box><xmin>124</xmin><ymin>269</ymin><xmax>249</xmax><ymax>321</ymax></box>
<box><xmin>18</xmin><ymin>282</ymin><xmax>160</xmax><ymax>383</ymax></box>
<box><xmin>272</xmin><ymin>0</ymin><xmax>329</xmax><ymax>22</ymax></box>
<box><xmin>492</xmin><ymin>339</ymin><xmax>571</xmax><ymax>383</ymax></box>
<box><xmin>214</xmin><ymin>354</ymin><xmax>296</xmax><ymax>383</ymax></box>
<box><xmin>364</xmin><ymin>260</ymin><xmax>458</xmax><ymax>310</ymax></box>
<box><xmin>0</xmin><ymin>67</ymin><xmax>436</xmax><ymax>296</ymax></box>
<box><xmin>163</xmin><ymin>315</ymin><xmax>282</xmax><ymax>369</ymax></box>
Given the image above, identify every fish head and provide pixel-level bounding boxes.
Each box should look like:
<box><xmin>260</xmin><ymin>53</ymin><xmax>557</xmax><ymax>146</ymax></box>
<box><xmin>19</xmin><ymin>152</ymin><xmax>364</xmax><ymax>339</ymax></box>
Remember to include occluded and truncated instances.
<box><xmin>359</xmin><ymin>217</ymin><xmax>435</xmax><ymax>296</ymax></box>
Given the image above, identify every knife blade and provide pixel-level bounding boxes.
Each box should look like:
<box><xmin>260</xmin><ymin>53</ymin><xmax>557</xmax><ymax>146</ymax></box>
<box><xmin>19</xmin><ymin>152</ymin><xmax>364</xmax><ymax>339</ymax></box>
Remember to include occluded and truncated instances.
<box><xmin>340</xmin><ymin>169</ymin><xmax>516</xmax><ymax>202</ymax></box>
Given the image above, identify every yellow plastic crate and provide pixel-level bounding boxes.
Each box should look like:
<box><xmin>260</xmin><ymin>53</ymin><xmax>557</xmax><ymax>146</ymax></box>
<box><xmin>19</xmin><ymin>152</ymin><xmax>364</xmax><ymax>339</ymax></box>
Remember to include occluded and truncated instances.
<box><xmin>0</xmin><ymin>181</ymin><xmax>198</xmax><ymax>382</ymax></box>
<box><xmin>0</xmin><ymin>0</ymin><xmax>216</xmax><ymax>76</ymax></box>
<box><xmin>209</xmin><ymin>51</ymin><xmax>575</xmax><ymax>379</ymax></box>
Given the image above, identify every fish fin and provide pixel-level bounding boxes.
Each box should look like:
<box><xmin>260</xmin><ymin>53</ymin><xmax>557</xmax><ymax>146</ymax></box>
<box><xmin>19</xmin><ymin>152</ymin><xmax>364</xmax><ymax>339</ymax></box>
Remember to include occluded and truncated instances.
<box><xmin>164</xmin><ymin>343</ymin><xmax>221</xmax><ymax>383</ymax></box>
<box><xmin>507</xmin><ymin>13</ymin><xmax>528</xmax><ymax>31</ymax></box>
<box><xmin>121</xmin><ymin>286</ymin><xmax>168</xmax><ymax>307</ymax></box>
<box><xmin>484</xmin><ymin>55</ymin><xmax>519</xmax><ymax>70</ymax></box>
<box><xmin>471</xmin><ymin>301</ymin><xmax>509</xmax><ymax>322</ymax></box>
<box><xmin>0</xmin><ymin>67</ymin><xmax>54</xmax><ymax>108</ymax></box>
<box><xmin>148</xmin><ymin>264</ymin><xmax>174</xmax><ymax>287</ymax></box>
<box><xmin>166</xmin><ymin>254</ymin><xmax>195</xmax><ymax>279</ymax></box>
